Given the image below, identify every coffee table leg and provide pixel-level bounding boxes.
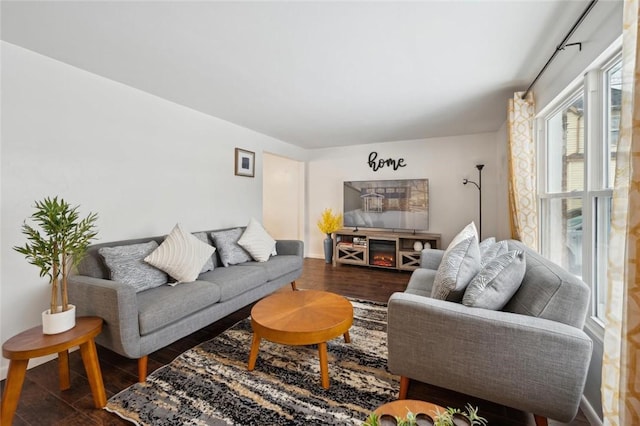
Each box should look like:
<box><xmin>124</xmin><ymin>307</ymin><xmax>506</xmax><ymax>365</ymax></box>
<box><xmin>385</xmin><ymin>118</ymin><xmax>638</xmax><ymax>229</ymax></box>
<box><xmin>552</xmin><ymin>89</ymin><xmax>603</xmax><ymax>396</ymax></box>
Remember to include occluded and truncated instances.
<box><xmin>318</xmin><ymin>342</ymin><xmax>329</xmax><ymax>389</ymax></box>
<box><xmin>58</xmin><ymin>350</ymin><xmax>71</xmax><ymax>390</ymax></box>
<box><xmin>1</xmin><ymin>359</ymin><xmax>29</xmax><ymax>426</ymax></box>
<box><xmin>343</xmin><ymin>330</ymin><xmax>351</xmax><ymax>343</ymax></box>
<box><xmin>248</xmin><ymin>333</ymin><xmax>261</xmax><ymax>370</ymax></box>
<box><xmin>79</xmin><ymin>339</ymin><xmax>107</xmax><ymax>408</ymax></box>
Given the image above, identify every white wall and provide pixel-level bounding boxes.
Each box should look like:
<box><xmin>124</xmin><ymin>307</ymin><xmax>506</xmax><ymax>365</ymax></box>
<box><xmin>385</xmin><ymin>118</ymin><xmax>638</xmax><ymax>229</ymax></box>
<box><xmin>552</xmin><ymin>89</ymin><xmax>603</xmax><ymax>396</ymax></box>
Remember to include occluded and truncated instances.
<box><xmin>305</xmin><ymin>133</ymin><xmax>509</xmax><ymax>258</ymax></box>
<box><xmin>0</xmin><ymin>42</ymin><xmax>306</xmax><ymax>379</ymax></box>
<box><xmin>533</xmin><ymin>0</ymin><xmax>623</xmax><ymax>113</ymax></box>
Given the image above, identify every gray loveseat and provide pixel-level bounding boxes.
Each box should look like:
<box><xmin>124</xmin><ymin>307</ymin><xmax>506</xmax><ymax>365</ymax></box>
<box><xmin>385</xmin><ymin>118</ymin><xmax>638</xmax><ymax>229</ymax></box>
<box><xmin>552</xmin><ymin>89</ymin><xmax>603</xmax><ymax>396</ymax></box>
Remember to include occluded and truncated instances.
<box><xmin>387</xmin><ymin>239</ymin><xmax>592</xmax><ymax>425</ymax></box>
<box><xmin>68</xmin><ymin>228</ymin><xmax>303</xmax><ymax>382</ymax></box>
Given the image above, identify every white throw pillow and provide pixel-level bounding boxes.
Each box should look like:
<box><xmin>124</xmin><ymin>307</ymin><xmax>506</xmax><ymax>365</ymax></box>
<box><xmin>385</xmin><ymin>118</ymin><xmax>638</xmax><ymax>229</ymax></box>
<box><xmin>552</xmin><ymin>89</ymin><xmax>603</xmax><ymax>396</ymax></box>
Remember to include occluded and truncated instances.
<box><xmin>145</xmin><ymin>223</ymin><xmax>216</xmax><ymax>283</ymax></box>
<box><xmin>431</xmin><ymin>222</ymin><xmax>481</xmax><ymax>302</ymax></box>
<box><xmin>238</xmin><ymin>218</ymin><xmax>277</xmax><ymax>262</ymax></box>
<box><xmin>193</xmin><ymin>232</ymin><xmax>215</xmax><ymax>273</ymax></box>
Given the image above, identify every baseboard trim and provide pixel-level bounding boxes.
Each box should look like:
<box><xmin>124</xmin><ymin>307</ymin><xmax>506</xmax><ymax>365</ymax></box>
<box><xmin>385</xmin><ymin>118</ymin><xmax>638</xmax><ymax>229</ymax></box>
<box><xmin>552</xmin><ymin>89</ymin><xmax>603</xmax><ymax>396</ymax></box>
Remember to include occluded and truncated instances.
<box><xmin>581</xmin><ymin>395</ymin><xmax>603</xmax><ymax>426</ymax></box>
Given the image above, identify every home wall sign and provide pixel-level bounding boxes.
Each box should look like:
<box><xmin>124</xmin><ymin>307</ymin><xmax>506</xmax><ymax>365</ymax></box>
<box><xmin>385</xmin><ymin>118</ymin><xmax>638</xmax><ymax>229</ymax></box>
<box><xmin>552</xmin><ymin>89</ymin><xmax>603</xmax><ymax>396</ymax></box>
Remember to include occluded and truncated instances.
<box><xmin>367</xmin><ymin>151</ymin><xmax>407</xmax><ymax>172</ymax></box>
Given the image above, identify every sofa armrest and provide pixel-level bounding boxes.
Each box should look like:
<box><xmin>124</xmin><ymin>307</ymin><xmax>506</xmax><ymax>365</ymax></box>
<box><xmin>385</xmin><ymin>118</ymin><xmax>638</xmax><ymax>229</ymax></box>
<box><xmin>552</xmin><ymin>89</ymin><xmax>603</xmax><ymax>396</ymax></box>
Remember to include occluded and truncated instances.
<box><xmin>276</xmin><ymin>240</ymin><xmax>304</xmax><ymax>257</ymax></box>
<box><xmin>68</xmin><ymin>275</ymin><xmax>142</xmax><ymax>358</ymax></box>
<box><xmin>387</xmin><ymin>292</ymin><xmax>592</xmax><ymax>422</ymax></box>
<box><xmin>420</xmin><ymin>248</ymin><xmax>444</xmax><ymax>269</ymax></box>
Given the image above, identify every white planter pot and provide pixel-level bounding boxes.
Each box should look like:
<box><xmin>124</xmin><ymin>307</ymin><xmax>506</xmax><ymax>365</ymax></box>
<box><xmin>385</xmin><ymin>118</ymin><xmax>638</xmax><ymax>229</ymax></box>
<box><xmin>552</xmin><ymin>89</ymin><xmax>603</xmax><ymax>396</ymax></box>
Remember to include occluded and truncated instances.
<box><xmin>42</xmin><ymin>304</ymin><xmax>76</xmax><ymax>335</ymax></box>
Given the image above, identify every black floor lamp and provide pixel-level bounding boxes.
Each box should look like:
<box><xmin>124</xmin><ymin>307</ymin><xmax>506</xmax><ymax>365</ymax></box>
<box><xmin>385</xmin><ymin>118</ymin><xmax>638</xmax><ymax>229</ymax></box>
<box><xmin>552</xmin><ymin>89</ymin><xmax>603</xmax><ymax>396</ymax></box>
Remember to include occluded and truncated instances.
<box><xmin>463</xmin><ymin>164</ymin><xmax>484</xmax><ymax>240</ymax></box>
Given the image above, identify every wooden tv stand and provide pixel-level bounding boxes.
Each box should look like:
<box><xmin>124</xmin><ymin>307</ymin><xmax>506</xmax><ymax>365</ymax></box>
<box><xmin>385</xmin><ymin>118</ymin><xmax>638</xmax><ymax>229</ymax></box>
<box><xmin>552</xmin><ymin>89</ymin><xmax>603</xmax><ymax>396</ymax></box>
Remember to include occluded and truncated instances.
<box><xmin>333</xmin><ymin>228</ymin><xmax>441</xmax><ymax>271</ymax></box>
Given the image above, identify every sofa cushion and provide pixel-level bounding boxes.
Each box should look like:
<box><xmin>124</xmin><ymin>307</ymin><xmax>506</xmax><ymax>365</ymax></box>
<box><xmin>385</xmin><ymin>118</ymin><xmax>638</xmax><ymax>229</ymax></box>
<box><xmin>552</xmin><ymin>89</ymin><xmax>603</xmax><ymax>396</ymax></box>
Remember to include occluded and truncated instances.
<box><xmin>210</xmin><ymin>228</ymin><xmax>253</xmax><ymax>266</ymax></box>
<box><xmin>136</xmin><ymin>281</ymin><xmax>222</xmax><ymax>335</ymax></box>
<box><xmin>198</xmin><ymin>265</ymin><xmax>266</xmax><ymax>302</ymax></box>
<box><xmin>145</xmin><ymin>224</ymin><xmax>216</xmax><ymax>283</ymax></box>
<box><xmin>237</xmin><ymin>218</ymin><xmax>277</xmax><ymax>262</ymax></box>
<box><xmin>431</xmin><ymin>222</ymin><xmax>481</xmax><ymax>302</ymax></box>
<box><xmin>462</xmin><ymin>250</ymin><xmax>526</xmax><ymax>310</ymax></box>
<box><xmin>99</xmin><ymin>241</ymin><xmax>168</xmax><ymax>292</ymax></box>
<box><xmin>193</xmin><ymin>232</ymin><xmax>215</xmax><ymax>273</ymax></box>
<box><xmin>237</xmin><ymin>255</ymin><xmax>303</xmax><ymax>281</ymax></box>
<box><xmin>503</xmin><ymin>240</ymin><xmax>591</xmax><ymax>328</ymax></box>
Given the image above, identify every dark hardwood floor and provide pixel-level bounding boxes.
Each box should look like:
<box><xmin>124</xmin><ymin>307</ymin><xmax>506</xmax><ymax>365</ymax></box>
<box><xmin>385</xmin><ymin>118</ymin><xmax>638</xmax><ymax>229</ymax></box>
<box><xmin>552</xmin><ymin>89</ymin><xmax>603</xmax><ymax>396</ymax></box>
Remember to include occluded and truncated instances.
<box><xmin>1</xmin><ymin>258</ymin><xmax>591</xmax><ymax>425</ymax></box>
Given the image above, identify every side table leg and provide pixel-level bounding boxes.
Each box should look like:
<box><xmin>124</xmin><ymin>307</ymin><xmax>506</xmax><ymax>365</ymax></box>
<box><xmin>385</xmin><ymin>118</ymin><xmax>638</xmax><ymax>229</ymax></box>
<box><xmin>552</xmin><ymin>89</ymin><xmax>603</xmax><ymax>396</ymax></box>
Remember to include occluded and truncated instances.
<box><xmin>247</xmin><ymin>333</ymin><xmax>261</xmax><ymax>370</ymax></box>
<box><xmin>1</xmin><ymin>359</ymin><xmax>29</xmax><ymax>426</ymax></box>
<box><xmin>318</xmin><ymin>342</ymin><xmax>330</xmax><ymax>389</ymax></box>
<box><xmin>343</xmin><ymin>330</ymin><xmax>351</xmax><ymax>343</ymax></box>
<box><xmin>79</xmin><ymin>339</ymin><xmax>107</xmax><ymax>408</ymax></box>
<box><xmin>58</xmin><ymin>350</ymin><xmax>70</xmax><ymax>390</ymax></box>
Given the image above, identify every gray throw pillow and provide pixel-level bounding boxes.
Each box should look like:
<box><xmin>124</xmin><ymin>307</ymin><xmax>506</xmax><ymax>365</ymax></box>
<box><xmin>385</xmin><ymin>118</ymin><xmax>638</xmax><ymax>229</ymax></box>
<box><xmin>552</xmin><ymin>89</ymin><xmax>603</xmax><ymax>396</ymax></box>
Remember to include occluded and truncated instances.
<box><xmin>478</xmin><ymin>237</ymin><xmax>496</xmax><ymax>256</ymax></box>
<box><xmin>99</xmin><ymin>241</ymin><xmax>168</xmax><ymax>292</ymax></box>
<box><xmin>462</xmin><ymin>250</ymin><xmax>526</xmax><ymax>310</ymax></box>
<box><xmin>431</xmin><ymin>232</ymin><xmax>481</xmax><ymax>302</ymax></box>
<box><xmin>210</xmin><ymin>228</ymin><xmax>253</xmax><ymax>267</ymax></box>
<box><xmin>193</xmin><ymin>232</ymin><xmax>215</xmax><ymax>273</ymax></box>
<box><xmin>481</xmin><ymin>240</ymin><xmax>509</xmax><ymax>267</ymax></box>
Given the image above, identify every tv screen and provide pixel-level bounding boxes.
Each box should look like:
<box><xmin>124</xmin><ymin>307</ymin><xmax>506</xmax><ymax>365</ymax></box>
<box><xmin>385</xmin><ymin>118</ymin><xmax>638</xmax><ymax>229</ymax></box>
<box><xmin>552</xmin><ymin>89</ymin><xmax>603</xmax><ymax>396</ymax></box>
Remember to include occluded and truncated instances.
<box><xmin>343</xmin><ymin>179</ymin><xmax>429</xmax><ymax>231</ymax></box>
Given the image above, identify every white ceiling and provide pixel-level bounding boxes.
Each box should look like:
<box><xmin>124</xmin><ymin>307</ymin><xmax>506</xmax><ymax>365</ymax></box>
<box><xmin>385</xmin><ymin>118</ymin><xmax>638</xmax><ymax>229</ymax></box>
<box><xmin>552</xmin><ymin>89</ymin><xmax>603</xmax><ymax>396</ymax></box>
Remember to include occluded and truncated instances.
<box><xmin>0</xmin><ymin>1</ymin><xmax>615</xmax><ymax>149</ymax></box>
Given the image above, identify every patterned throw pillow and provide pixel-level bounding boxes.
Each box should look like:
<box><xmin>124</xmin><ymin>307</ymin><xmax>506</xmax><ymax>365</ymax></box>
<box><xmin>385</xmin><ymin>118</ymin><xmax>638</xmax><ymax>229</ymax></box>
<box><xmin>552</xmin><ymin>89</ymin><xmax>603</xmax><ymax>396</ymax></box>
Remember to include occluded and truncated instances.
<box><xmin>478</xmin><ymin>237</ymin><xmax>496</xmax><ymax>256</ymax></box>
<box><xmin>99</xmin><ymin>241</ymin><xmax>168</xmax><ymax>292</ymax></box>
<box><xmin>210</xmin><ymin>228</ymin><xmax>253</xmax><ymax>267</ymax></box>
<box><xmin>462</xmin><ymin>250</ymin><xmax>526</xmax><ymax>310</ymax></box>
<box><xmin>193</xmin><ymin>232</ymin><xmax>215</xmax><ymax>273</ymax></box>
<box><xmin>237</xmin><ymin>218</ymin><xmax>277</xmax><ymax>262</ymax></box>
<box><xmin>145</xmin><ymin>224</ymin><xmax>216</xmax><ymax>283</ymax></box>
<box><xmin>431</xmin><ymin>222</ymin><xmax>481</xmax><ymax>302</ymax></box>
<box><xmin>480</xmin><ymin>240</ymin><xmax>509</xmax><ymax>267</ymax></box>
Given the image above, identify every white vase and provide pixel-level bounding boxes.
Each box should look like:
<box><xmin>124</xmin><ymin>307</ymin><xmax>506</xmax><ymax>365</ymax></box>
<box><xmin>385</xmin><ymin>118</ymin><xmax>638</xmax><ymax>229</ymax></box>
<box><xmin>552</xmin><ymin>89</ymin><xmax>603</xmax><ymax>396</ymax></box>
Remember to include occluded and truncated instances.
<box><xmin>42</xmin><ymin>304</ymin><xmax>76</xmax><ymax>335</ymax></box>
<box><xmin>424</xmin><ymin>242</ymin><xmax>431</xmax><ymax>249</ymax></box>
<box><xmin>413</xmin><ymin>241</ymin><xmax>423</xmax><ymax>251</ymax></box>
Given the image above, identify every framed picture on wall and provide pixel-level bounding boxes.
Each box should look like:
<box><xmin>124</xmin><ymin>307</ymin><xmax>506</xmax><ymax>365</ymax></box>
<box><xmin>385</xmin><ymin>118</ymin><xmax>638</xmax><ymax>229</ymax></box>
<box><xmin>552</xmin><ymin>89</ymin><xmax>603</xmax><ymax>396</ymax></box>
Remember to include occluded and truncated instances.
<box><xmin>234</xmin><ymin>148</ymin><xmax>255</xmax><ymax>177</ymax></box>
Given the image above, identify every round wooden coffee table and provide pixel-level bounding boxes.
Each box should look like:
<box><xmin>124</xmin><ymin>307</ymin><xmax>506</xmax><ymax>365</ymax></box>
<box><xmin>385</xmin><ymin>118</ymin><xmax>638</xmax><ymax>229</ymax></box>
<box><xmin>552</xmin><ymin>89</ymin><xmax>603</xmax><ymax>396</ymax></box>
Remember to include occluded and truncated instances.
<box><xmin>248</xmin><ymin>290</ymin><xmax>353</xmax><ymax>389</ymax></box>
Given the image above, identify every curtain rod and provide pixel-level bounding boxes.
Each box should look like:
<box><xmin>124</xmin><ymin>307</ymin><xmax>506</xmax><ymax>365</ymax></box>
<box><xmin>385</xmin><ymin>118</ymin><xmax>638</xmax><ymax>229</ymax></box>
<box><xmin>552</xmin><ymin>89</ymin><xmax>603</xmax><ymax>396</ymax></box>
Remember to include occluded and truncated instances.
<box><xmin>521</xmin><ymin>0</ymin><xmax>598</xmax><ymax>100</ymax></box>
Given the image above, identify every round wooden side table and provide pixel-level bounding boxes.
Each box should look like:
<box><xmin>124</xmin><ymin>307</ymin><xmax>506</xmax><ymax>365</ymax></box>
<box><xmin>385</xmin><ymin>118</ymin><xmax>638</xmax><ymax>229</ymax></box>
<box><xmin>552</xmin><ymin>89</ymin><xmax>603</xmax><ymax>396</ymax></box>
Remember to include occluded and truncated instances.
<box><xmin>1</xmin><ymin>316</ymin><xmax>106</xmax><ymax>426</ymax></box>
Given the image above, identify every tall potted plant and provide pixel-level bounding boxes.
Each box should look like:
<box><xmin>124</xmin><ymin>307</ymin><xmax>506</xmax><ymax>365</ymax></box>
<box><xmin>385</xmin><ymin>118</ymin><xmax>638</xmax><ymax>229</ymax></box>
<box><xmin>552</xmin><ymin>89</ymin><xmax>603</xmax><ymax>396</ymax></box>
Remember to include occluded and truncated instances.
<box><xmin>14</xmin><ymin>196</ymin><xmax>98</xmax><ymax>334</ymax></box>
<box><xmin>317</xmin><ymin>208</ymin><xmax>343</xmax><ymax>263</ymax></box>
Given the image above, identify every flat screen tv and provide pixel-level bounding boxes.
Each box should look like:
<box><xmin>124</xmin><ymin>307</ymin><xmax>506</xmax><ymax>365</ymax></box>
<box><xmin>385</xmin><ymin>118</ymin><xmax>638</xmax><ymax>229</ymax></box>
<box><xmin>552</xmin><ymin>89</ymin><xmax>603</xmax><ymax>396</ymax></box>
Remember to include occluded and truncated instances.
<box><xmin>343</xmin><ymin>179</ymin><xmax>429</xmax><ymax>231</ymax></box>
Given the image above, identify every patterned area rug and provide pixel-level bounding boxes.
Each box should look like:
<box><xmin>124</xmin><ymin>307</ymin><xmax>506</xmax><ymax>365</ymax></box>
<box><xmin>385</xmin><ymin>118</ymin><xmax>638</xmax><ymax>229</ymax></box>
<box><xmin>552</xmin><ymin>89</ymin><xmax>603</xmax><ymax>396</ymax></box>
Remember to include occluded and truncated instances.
<box><xmin>106</xmin><ymin>299</ymin><xmax>398</xmax><ymax>425</ymax></box>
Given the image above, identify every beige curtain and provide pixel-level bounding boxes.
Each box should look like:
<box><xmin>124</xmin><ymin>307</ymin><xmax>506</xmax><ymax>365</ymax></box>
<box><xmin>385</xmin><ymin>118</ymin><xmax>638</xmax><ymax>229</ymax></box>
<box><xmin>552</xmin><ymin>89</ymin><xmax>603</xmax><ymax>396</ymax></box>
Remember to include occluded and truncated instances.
<box><xmin>602</xmin><ymin>0</ymin><xmax>640</xmax><ymax>424</ymax></box>
<box><xmin>507</xmin><ymin>91</ymin><xmax>538</xmax><ymax>250</ymax></box>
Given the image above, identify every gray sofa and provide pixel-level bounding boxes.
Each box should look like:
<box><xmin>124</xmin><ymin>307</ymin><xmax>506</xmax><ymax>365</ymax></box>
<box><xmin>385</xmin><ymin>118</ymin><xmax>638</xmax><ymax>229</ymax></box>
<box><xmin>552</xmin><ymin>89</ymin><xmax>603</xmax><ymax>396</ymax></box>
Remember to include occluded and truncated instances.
<box><xmin>68</xmin><ymin>229</ymin><xmax>303</xmax><ymax>382</ymax></box>
<box><xmin>387</xmin><ymin>239</ymin><xmax>592</xmax><ymax>425</ymax></box>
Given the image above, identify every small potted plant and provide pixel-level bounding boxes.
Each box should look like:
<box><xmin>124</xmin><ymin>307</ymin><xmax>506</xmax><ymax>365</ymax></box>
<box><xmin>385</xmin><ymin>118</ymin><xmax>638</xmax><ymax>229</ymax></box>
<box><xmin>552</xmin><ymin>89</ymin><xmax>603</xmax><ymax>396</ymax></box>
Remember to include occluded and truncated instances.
<box><xmin>363</xmin><ymin>404</ymin><xmax>486</xmax><ymax>426</ymax></box>
<box><xmin>317</xmin><ymin>208</ymin><xmax>343</xmax><ymax>263</ymax></box>
<box><xmin>14</xmin><ymin>196</ymin><xmax>98</xmax><ymax>334</ymax></box>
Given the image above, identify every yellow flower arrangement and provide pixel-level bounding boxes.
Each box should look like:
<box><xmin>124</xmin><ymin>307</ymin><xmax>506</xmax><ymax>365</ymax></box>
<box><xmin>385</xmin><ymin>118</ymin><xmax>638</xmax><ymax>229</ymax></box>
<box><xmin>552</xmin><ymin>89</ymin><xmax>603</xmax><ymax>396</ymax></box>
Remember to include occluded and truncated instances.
<box><xmin>317</xmin><ymin>208</ymin><xmax>343</xmax><ymax>236</ymax></box>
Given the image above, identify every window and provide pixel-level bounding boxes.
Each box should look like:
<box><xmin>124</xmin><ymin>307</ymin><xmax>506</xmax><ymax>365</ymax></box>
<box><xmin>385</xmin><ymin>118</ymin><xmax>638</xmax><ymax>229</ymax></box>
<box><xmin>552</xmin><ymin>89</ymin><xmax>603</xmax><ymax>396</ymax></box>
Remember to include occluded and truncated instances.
<box><xmin>538</xmin><ymin>54</ymin><xmax>621</xmax><ymax>326</ymax></box>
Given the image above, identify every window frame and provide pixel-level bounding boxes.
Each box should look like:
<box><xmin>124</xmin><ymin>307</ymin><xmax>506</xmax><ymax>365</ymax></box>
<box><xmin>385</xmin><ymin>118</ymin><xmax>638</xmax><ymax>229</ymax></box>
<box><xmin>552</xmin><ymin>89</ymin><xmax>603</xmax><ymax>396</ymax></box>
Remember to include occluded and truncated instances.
<box><xmin>536</xmin><ymin>48</ymin><xmax>622</xmax><ymax>339</ymax></box>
